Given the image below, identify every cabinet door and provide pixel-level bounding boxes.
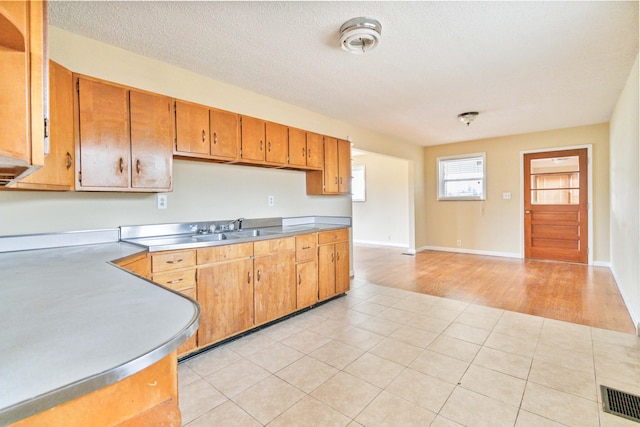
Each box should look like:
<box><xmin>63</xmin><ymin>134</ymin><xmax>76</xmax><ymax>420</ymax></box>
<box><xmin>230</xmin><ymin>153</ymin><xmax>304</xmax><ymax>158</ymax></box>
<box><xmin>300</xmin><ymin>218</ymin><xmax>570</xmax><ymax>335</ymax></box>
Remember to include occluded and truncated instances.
<box><xmin>197</xmin><ymin>258</ymin><xmax>254</xmax><ymax>346</ymax></box>
<box><xmin>318</xmin><ymin>244</ymin><xmax>336</xmax><ymax>300</ymax></box>
<box><xmin>297</xmin><ymin>260</ymin><xmax>318</xmax><ymax>309</ymax></box>
<box><xmin>130</xmin><ymin>90</ymin><xmax>173</xmax><ymax>190</ymax></box>
<box><xmin>288</xmin><ymin>127</ymin><xmax>306</xmax><ymax>167</ymax></box>
<box><xmin>337</xmin><ymin>139</ymin><xmax>351</xmax><ymax>194</ymax></box>
<box><xmin>265</xmin><ymin>121</ymin><xmax>288</xmax><ymax>165</ymax></box>
<box><xmin>175</xmin><ymin>100</ymin><xmax>209</xmax><ymax>155</ymax></box>
<box><xmin>209</xmin><ymin>108</ymin><xmax>239</xmax><ymax>160</ymax></box>
<box><xmin>306</xmin><ymin>132</ymin><xmax>324</xmax><ymax>169</ymax></box>
<box><xmin>335</xmin><ymin>241</ymin><xmax>350</xmax><ymax>294</ymax></box>
<box><xmin>17</xmin><ymin>60</ymin><xmax>74</xmax><ymax>190</ymax></box>
<box><xmin>323</xmin><ymin>137</ymin><xmax>339</xmax><ymax>194</ymax></box>
<box><xmin>240</xmin><ymin>116</ymin><xmax>265</xmax><ymax>161</ymax></box>
<box><xmin>254</xmin><ymin>252</ymin><xmax>296</xmax><ymax>325</ymax></box>
<box><xmin>77</xmin><ymin>78</ymin><xmax>130</xmax><ymax>188</ymax></box>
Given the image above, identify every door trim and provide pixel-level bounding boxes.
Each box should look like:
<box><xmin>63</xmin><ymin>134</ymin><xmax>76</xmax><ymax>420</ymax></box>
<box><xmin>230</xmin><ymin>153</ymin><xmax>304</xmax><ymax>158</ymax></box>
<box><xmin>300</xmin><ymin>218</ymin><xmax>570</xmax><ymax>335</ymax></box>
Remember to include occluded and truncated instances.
<box><xmin>519</xmin><ymin>144</ymin><xmax>593</xmax><ymax>264</ymax></box>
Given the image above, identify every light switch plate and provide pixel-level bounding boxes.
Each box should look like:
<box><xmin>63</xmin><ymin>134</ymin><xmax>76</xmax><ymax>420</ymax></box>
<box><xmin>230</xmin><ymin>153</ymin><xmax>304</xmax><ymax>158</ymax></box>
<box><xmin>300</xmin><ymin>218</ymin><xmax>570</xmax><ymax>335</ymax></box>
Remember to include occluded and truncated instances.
<box><xmin>268</xmin><ymin>195</ymin><xmax>275</xmax><ymax>206</ymax></box>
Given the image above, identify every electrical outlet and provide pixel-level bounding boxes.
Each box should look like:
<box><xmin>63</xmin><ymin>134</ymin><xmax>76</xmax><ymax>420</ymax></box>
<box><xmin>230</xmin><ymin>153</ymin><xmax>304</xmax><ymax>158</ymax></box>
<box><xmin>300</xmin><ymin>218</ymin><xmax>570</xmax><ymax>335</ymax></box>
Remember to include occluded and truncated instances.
<box><xmin>268</xmin><ymin>195</ymin><xmax>275</xmax><ymax>206</ymax></box>
<box><xmin>157</xmin><ymin>194</ymin><xmax>168</xmax><ymax>210</ymax></box>
<box><xmin>456</xmin><ymin>240</ymin><xmax>462</xmax><ymax>247</ymax></box>
<box><xmin>502</xmin><ymin>192</ymin><xmax>511</xmax><ymax>200</ymax></box>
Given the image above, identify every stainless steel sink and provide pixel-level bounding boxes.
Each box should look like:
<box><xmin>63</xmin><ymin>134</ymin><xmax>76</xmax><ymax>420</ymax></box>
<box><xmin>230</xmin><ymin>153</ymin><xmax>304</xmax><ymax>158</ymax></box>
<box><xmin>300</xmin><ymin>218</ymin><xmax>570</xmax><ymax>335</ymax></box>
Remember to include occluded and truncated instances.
<box><xmin>231</xmin><ymin>229</ymin><xmax>280</xmax><ymax>238</ymax></box>
<box><xmin>192</xmin><ymin>233</ymin><xmax>230</xmax><ymax>242</ymax></box>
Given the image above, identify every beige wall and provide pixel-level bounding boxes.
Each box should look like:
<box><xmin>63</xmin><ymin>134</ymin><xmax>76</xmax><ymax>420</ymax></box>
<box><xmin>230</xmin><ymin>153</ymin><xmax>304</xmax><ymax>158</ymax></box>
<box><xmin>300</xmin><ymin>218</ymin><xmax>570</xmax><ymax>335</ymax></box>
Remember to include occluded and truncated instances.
<box><xmin>423</xmin><ymin>123</ymin><xmax>610</xmax><ymax>262</ymax></box>
<box><xmin>0</xmin><ymin>27</ymin><xmax>421</xmax><ymax>236</ymax></box>
<box><xmin>352</xmin><ymin>153</ymin><xmax>410</xmax><ymax>247</ymax></box>
<box><xmin>610</xmin><ymin>55</ymin><xmax>639</xmax><ymax>329</ymax></box>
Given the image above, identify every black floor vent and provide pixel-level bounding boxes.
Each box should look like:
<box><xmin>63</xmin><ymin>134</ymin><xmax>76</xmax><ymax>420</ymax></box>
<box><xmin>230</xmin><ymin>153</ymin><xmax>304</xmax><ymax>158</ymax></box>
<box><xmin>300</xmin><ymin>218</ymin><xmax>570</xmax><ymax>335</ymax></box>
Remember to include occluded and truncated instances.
<box><xmin>601</xmin><ymin>385</ymin><xmax>640</xmax><ymax>423</ymax></box>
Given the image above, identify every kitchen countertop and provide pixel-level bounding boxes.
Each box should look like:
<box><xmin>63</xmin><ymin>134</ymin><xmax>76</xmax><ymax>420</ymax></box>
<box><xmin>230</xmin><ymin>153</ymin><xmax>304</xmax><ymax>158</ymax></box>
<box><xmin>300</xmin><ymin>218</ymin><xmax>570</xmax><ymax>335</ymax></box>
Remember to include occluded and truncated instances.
<box><xmin>0</xmin><ymin>242</ymin><xmax>199</xmax><ymax>425</ymax></box>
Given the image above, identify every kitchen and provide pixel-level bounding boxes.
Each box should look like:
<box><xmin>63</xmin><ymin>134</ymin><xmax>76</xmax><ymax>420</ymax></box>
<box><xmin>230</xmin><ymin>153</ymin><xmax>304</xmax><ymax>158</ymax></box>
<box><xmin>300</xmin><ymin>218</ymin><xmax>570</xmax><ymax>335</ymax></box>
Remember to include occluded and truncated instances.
<box><xmin>1</xmin><ymin>1</ymin><xmax>639</xmax><ymax>426</ymax></box>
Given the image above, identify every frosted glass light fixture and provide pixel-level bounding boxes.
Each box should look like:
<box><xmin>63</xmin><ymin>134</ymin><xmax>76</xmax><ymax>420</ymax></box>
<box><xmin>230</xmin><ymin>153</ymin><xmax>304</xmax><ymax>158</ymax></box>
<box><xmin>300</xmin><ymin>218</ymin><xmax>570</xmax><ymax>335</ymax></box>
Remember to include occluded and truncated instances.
<box><xmin>339</xmin><ymin>17</ymin><xmax>382</xmax><ymax>54</ymax></box>
<box><xmin>458</xmin><ymin>112</ymin><xmax>479</xmax><ymax>126</ymax></box>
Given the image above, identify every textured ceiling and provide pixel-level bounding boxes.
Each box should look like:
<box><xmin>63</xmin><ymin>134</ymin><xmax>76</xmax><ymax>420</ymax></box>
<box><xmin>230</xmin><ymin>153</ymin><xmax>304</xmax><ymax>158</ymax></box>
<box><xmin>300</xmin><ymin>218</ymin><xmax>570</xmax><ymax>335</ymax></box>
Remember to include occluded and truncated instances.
<box><xmin>49</xmin><ymin>1</ymin><xmax>639</xmax><ymax>147</ymax></box>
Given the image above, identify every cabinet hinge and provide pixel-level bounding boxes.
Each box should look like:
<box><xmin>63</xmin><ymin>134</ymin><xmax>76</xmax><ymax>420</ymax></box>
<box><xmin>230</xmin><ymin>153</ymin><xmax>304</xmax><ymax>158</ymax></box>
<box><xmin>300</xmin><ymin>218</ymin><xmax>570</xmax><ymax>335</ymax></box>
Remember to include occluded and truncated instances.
<box><xmin>43</xmin><ymin>118</ymin><xmax>49</xmax><ymax>138</ymax></box>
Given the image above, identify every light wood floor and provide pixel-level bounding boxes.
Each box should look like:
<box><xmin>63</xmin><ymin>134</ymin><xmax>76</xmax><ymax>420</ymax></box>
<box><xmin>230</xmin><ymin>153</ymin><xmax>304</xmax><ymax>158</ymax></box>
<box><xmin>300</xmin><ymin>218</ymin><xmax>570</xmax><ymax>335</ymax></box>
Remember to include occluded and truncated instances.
<box><xmin>352</xmin><ymin>245</ymin><xmax>636</xmax><ymax>334</ymax></box>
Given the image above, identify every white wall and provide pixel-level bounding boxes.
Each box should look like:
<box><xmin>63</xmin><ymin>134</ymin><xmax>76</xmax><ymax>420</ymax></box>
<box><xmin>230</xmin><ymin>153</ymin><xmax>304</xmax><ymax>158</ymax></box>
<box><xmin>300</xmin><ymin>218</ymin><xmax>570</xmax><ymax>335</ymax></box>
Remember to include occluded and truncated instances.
<box><xmin>0</xmin><ymin>27</ymin><xmax>421</xmax><ymax>236</ymax></box>
<box><xmin>610</xmin><ymin>55</ymin><xmax>639</xmax><ymax>331</ymax></box>
<box><xmin>352</xmin><ymin>153</ymin><xmax>410</xmax><ymax>248</ymax></box>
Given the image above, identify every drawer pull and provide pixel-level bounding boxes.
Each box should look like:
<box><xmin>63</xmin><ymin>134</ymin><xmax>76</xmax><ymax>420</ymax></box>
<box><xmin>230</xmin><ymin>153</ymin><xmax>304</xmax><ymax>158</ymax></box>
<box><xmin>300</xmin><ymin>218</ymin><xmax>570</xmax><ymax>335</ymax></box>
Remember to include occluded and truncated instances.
<box><xmin>302</xmin><ymin>246</ymin><xmax>311</xmax><ymax>250</ymax></box>
<box><xmin>167</xmin><ymin>278</ymin><xmax>183</xmax><ymax>285</ymax></box>
<box><xmin>166</xmin><ymin>259</ymin><xmax>183</xmax><ymax>264</ymax></box>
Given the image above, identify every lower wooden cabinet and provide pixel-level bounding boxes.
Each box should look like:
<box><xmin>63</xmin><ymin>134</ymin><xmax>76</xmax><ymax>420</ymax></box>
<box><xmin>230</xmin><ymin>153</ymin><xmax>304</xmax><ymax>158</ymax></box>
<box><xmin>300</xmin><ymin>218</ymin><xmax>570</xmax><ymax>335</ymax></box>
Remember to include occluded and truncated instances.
<box><xmin>196</xmin><ymin>243</ymin><xmax>254</xmax><ymax>347</ymax></box>
<box><xmin>254</xmin><ymin>251</ymin><xmax>296</xmax><ymax>325</ymax></box>
<box><xmin>296</xmin><ymin>233</ymin><xmax>318</xmax><ymax>309</ymax></box>
<box><xmin>318</xmin><ymin>229</ymin><xmax>350</xmax><ymax>300</ymax></box>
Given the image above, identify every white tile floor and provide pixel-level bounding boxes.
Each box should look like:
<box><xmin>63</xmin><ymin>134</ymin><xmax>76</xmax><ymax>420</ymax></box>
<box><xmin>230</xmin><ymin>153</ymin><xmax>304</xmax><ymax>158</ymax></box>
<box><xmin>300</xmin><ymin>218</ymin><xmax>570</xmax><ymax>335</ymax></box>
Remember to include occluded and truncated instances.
<box><xmin>178</xmin><ymin>279</ymin><xmax>640</xmax><ymax>426</ymax></box>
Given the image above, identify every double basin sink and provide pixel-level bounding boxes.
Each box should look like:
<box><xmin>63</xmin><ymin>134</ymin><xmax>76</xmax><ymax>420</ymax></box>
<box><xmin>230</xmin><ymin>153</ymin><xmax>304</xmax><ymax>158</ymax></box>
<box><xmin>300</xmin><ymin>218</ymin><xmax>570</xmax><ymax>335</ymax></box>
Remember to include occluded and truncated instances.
<box><xmin>191</xmin><ymin>228</ymin><xmax>283</xmax><ymax>242</ymax></box>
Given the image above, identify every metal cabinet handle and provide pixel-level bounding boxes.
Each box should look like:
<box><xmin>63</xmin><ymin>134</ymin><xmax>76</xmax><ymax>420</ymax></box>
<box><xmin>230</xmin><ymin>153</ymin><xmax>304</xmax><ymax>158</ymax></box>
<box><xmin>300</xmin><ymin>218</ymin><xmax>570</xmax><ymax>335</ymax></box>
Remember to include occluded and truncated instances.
<box><xmin>331</xmin><ymin>253</ymin><xmax>334</xmax><ymax>262</ymax></box>
<box><xmin>167</xmin><ymin>278</ymin><xmax>183</xmax><ymax>285</ymax></box>
<box><xmin>302</xmin><ymin>246</ymin><xmax>311</xmax><ymax>250</ymax></box>
<box><xmin>260</xmin><ymin>140</ymin><xmax>263</xmax><ymax>151</ymax></box>
<box><xmin>335</xmin><ymin>177</ymin><xmax>338</xmax><ymax>184</ymax></box>
<box><xmin>339</xmin><ymin>177</ymin><xmax>343</xmax><ymax>184</ymax></box>
<box><xmin>302</xmin><ymin>147</ymin><xmax>306</xmax><ymax>158</ymax></box>
<box><xmin>166</xmin><ymin>259</ymin><xmax>183</xmax><ymax>264</ymax></box>
<box><xmin>65</xmin><ymin>152</ymin><xmax>73</xmax><ymax>169</ymax></box>
<box><xmin>248</xmin><ymin>271</ymin><xmax>252</xmax><ymax>284</ymax></box>
<box><xmin>298</xmin><ymin>273</ymin><xmax>302</xmax><ymax>285</ymax></box>
<box><xmin>336</xmin><ymin>252</ymin><xmax>340</xmax><ymax>261</ymax></box>
<box><xmin>118</xmin><ymin>158</ymin><xmax>124</xmax><ymax>173</ymax></box>
<box><xmin>202</xmin><ymin>130</ymin><xmax>206</xmax><ymax>142</ymax></box>
<box><xmin>525</xmin><ymin>210</ymin><xmax>532</xmax><ymax>214</ymax></box>
<box><xmin>136</xmin><ymin>159</ymin><xmax>141</xmax><ymax>175</ymax></box>
<box><xmin>257</xmin><ymin>269</ymin><xmax>261</xmax><ymax>282</ymax></box>
<box><xmin>213</xmin><ymin>132</ymin><xmax>218</xmax><ymax>144</ymax></box>
<box><xmin>268</xmin><ymin>141</ymin><xmax>272</xmax><ymax>152</ymax></box>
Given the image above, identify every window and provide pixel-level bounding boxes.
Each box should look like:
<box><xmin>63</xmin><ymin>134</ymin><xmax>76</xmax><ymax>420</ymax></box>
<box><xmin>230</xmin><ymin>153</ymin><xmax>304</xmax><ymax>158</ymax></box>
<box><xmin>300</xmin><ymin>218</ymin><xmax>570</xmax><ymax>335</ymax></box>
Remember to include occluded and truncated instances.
<box><xmin>438</xmin><ymin>153</ymin><xmax>486</xmax><ymax>200</ymax></box>
<box><xmin>352</xmin><ymin>164</ymin><xmax>366</xmax><ymax>202</ymax></box>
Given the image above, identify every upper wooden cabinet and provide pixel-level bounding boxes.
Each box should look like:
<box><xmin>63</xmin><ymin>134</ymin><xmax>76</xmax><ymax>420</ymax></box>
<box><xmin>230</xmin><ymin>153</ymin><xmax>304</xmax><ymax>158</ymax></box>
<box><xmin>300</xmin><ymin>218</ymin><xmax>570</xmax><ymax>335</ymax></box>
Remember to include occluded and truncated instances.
<box><xmin>306</xmin><ymin>137</ymin><xmax>351</xmax><ymax>195</ymax></box>
<box><xmin>16</xmin><ymin>61</ymin><xmax>74</xmax><ymax>190</ymax></box>
<box><xmin>75</xmin><ymin>76</ymin><xmax>173</xmax><ymax>192</ymax></box>
<box><xmin>240</xmin><ymin>116</ymin><xmax>288</xmax><ymax>166</ymax></box>
<box><xmin>288</xmin><ymin>129</ymin><xmax>323</xmax><ymax>170</ymax></box>
<box><xmin>175</xmin><ymin>100</ymin><xmax>239</xmax><ymax>162</ymax></box>
<box><xmin>0</xmin><ymin>0</ymin><xmax>47</xmax><ymax>186</ymax></box>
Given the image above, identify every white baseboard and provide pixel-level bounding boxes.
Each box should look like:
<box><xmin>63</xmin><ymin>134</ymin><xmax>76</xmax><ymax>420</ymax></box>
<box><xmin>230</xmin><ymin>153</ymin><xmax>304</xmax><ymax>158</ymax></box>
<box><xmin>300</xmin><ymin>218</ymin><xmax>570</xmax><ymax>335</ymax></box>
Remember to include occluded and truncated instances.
<box><xmin>609</xmin><ymin>265</ymin><xmax>639</xmax><ymax>335</ymax></box>
<box><xmin>353</xmin><ymin>239</ymin><xmax>409</xmax><ymax>249</ymax></box>
<box><xmin>417</xmin><ymin>245</ymin><xmax>521</xmax><ymax>259</ymax></box>
<box><xmin>592</xmin><ymin>260</ymin><xmax>611</xmax><ymax>268</ymax></box>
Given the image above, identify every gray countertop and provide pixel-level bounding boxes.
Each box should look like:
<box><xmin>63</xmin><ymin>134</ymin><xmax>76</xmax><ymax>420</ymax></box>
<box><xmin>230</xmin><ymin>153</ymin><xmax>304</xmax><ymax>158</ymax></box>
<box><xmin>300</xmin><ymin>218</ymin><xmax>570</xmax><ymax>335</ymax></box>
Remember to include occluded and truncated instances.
<box><xmin>0</xmin><ymin>242</ymin><xmax>199</xmax><ymax>425</ymax></box>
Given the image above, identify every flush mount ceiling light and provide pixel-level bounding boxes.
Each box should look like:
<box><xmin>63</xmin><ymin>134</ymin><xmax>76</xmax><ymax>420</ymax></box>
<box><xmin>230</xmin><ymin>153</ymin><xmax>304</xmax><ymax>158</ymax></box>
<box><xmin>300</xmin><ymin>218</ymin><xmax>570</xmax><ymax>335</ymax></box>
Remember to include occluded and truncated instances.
<box><xmin>458</xmin><ymin>112</ymin><xmax>479</xmax><ymax>126</ymax></box>
<box><xmin>339</xmin><ymin>17</ymin><xmax>382</xmax><ymax>54</ymax></box>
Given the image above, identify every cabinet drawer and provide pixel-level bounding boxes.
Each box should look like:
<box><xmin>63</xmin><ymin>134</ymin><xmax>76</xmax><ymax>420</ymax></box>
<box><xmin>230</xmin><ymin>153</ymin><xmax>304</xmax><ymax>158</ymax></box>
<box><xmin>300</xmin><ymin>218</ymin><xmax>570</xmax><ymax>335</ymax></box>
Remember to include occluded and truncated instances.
<box><xmin>254</xmin><ymin>236</ymin><xmax>295</xmax><ymax>257</ymax></box>
<box><xmin>152</xmin><ymin>269</ymin><xmax>196</xmax><ymax>292</ymax></box>
<box><xmin>296</xmin><ymin>233</ymin><xmax>317</xmax><ymax>263</ymax></box>
<box><xmin>197</xmin><ymin>242</ymin><xmax>253</xmax><ymax>264</ymax></box>
<box><xmin>317</xmin><ymin>228</ymin><xmax>349</xmax><ymax>245</ymax></box>
<box><xmin>151</xmin><ymin>250</ymin><xmax>196</xmax><ymax>273</ymax></box>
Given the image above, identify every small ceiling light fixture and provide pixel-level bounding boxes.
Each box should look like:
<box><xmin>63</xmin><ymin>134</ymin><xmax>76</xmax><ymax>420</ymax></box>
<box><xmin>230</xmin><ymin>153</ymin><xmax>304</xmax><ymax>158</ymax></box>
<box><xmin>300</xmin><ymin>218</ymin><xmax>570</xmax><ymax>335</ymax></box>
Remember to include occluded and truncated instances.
<box><xmin>339</xmin><ymin>17</ymin><xmax>382</xmax><ymax>54</ymax></box>
<box><xmin>457</xmin><ymin>112</ymin><xmax>479</xmax><ymax>126</ymax></box>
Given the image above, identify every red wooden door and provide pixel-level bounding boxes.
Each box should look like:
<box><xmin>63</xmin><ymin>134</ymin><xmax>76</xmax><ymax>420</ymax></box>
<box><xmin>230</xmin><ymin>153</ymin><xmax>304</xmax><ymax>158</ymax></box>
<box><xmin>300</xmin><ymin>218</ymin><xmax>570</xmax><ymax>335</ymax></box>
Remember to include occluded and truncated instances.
<box><xmin>524</xmin><ymin>148</ymin><xmax>588</xmax><ymax>263</ymax></box>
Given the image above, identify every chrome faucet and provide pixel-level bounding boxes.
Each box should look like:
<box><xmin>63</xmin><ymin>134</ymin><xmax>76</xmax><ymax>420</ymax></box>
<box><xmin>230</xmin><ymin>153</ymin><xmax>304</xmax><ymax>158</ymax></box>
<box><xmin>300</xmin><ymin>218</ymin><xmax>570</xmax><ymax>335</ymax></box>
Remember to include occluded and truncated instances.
<box><xmin>218</xmin><ymin>217</ymin><xmax>245</xmax><ymax>232</ymax></box>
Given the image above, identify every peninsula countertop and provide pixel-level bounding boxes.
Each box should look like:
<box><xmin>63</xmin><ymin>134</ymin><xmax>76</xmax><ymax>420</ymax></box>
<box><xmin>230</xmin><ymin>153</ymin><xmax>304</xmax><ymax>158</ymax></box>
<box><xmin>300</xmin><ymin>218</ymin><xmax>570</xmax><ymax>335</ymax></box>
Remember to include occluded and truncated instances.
<box><xmin>0</xmin><ymin>242</ymin><xmax>199</xmax><ymax>425</ymax></box>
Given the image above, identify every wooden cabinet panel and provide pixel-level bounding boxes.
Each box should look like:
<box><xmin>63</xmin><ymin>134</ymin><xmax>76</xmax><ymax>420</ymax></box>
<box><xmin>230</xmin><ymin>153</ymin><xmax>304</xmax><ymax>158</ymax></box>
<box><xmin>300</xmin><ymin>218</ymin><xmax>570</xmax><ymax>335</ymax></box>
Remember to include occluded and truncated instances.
<box><xmin>240</xmin><ymin>116</ymin><xmax>265</xmax><ymax>162</ymax></box>
<box><xmin>130</xmin><ymin>90</ymin><xmax>173</xmax><ymax>189</ymax></box>
<box><xmin>177</xmin><ymin>287</ymin><xmax>197</xmax><ymax>355</ymax></box>
<box><xmin>197</xmin><ymin>242</ymin><xmax>253</xmax><ymax>265</ymax></box>
<box><xmin>265</xmin><ymin>121</ymin><xmax>287</xmax><ymax>165</ymax></box>
<box><xmin>288</xmin><ymin>127</ymin><xmax>306</xmax><ymax>167</ymax></box>
<box><xmin>116</xmin><ymin>253</ymin><xmax>149</xmax><ymax>278</ymax></box>
<box><xmin>151</xmin><ymin>250</ymin><xmax>196</xmax><ymax>273</ymax></box>
<box><xmin>297</xmin><ymin>260</ymin><xmax>318</xmax><ymax>309</ymax></box>
<box><xmin>306</xmin><ymin>132</ymin><xmax>324</xmax><ymax>169</ymax></box>
<box><xmin>296</xmin><ymin>233</ymin><xmax>317</xmax><ymax>263</ymax></box>
<box><xmin>175</xmin><ymin>100</ymin><xmax>209</xmax><ymax>156</ymax></box>
<box><xmin>77</xmin><ymin>77</ymin><xmax>130</xmax><ymax>188</ymax></box>
<box><xmin>197</xmin><ymin>258</ymin><xmax>254</xmax><ymax>345</ymax></box>
<box><xmin>209</xmin><ymin>107</ymin><xmax>239</xmax><ymax>160</ymax></box>
<box><xmin>318</xmin><ymin>244</ymin><xmax>336</xmax><ymax>301</ymax></box>
<box><xmin>152</xmin><ymin>269</ymin><xmax>196</xmax><ymax>292</ymax></box>
<box><xmin>335</xmin><ymin>241</ymin><xmax>350</xmax><ymax>294</ymax></box>
<box><xmin>317</xmin><ymin>228</ymin><xmax>349</xmax><ymax>245</ymax></box>
<box><xmin>0</xmin><ymin>0</ymin><xmax>46</xmax><ymax>185</ymax></box>
<box><xmin>323</xmin><ymin>137</ymin><xmax>339</xmax><ymax>193</ymax></box>
<box><xmin>254</xmin><ymin>252</ymin><xmax>296</xmax><ymax>325</ymax></box>
<box><xmin>254</xmin><ymin>236</ymin><xmax>295</xmax><ymax>256</ymax></box>
<box><xmin>338</xmin><ymin>139</ymin><xmax>351</xmax><ymax>194</ymax></box>
<box><xmin>17</xmin><ymin>60</ymin><xmax>74</xmax><ymax>190</ymax></box>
